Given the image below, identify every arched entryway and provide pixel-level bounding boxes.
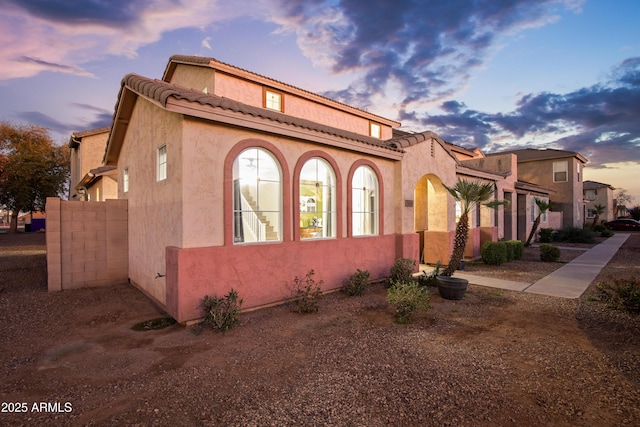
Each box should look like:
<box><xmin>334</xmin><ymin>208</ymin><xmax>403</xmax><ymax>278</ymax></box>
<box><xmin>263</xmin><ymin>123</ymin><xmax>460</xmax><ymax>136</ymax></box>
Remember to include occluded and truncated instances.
<box><xmin>414</xmin><ymin>174</ymin><xmax>448</xmax><ymax>263</ymax></box>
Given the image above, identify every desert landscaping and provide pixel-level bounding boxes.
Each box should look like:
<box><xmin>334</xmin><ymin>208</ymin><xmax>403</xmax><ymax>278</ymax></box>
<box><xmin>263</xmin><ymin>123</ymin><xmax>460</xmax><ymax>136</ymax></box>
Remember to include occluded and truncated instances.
<box><xmin>1</xmin><ymin>232</ymin><xmax>639</xmax><ymax>426</ymax></box>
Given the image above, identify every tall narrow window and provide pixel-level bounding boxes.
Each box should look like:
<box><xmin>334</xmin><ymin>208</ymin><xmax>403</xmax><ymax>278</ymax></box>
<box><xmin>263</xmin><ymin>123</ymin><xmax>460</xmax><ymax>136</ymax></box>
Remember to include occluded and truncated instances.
<box><xmin>264</xmin><ymin>89</ymin><xmax>283</xmax><ymax>112</ymax></box>
<box><xmin>352</xmin><ymin>165</ymin><xmax>378</xmax><ymax>236</ymax></box>
<box><xmin>300</xmin><ymin>158</ymin><xmax>336</xmax><ymax>239</ymax></box>
<box><xmin>123</xmin><ymin>168</ymin><xmax>129</xmax><ymax>193</ymax></box>
<box><xmin>370</xmin><ymin>122</ymin><xmax>381</xmax><ymax>139</ymax></box>
<box><xmin>157</xmin><ymin>144</ymin><xmax>167</xmax><ymax>181</ymax></box>
<box><xmin>553</xmin><ymin>161</ymin><xmax>567</xmax><ymax>182</ymax></box>
<box><xmin>233</xmin><ymin>148</ymin><xmax>282</xmax><ymax>243</ymax></box>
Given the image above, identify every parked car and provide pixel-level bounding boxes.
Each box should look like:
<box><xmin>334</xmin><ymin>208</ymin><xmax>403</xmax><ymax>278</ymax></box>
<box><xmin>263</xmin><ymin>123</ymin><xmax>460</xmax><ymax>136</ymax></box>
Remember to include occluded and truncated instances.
<box><xmin>603</xmin><ymin>218</ymin><xmax>640</xmax><ymax>231</ymax></box>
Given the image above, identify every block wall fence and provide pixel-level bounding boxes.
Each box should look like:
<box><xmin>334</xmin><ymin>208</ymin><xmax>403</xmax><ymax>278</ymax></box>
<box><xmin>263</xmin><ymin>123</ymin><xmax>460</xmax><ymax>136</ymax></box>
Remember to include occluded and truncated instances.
<box><xmin>46</xmin><ymin>197</ymin><xmax>128</xmax><ymax>291</ymax></box>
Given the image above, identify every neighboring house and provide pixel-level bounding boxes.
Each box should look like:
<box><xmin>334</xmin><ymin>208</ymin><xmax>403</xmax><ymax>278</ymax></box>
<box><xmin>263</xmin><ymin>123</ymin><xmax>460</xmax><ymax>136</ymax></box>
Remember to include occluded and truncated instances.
<box><xmin>583</xmin><ymin>180</ymin><xmax>615</xmax><ymax>224</ymax></box>
<box><xmin>97</xmin><ymin>55</ymin><xmax>508</xmax><ymax>323</ymax></box>
<box><xmin>69</xmin><ymin>127</ymin><xmax>117</xmax><ymax>201</ymax></box>
<box><xmin>497</xmin><ymin>148</ymin><xmax>588</xmax><ymax>229</ymax></box>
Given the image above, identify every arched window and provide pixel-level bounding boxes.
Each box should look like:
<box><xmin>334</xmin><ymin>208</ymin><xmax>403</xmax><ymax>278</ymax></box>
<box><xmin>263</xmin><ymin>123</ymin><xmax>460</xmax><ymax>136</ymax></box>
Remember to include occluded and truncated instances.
<box><xmin>299</xmin><ymin>158</ymin><xmax>336</xmax><ymax>239</ymax></box>
<box><xmin>351</xmin><ymin>165</ymin><xmax>378</xmax><ymax>236</ymax></box>
<box><xmin>232</xmin><ymin>148</ymin><xmax>282</xmax><ymax>243</ymax></box>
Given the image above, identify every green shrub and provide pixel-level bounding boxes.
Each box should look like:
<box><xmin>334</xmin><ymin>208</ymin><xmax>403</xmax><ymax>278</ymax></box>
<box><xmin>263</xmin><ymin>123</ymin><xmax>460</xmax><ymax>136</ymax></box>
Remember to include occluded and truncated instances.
<box><xmin>291</xmin><ymin>270</ymin><xmax>323</xmax><ymax>313</ymax></box>
<box><xmin>506</xmin><ymin>240</ymin><xmax>524</xmax><ymax>260</ymax></box>
<box><xmin>387</xmin><ymin>280</ymin><xmax>430</xmax><ymax>324</ymax></box>
<box><xmin>390</xmin><ymin>258</ymin><xmax>417</xmax><ymax>284</ymax></box>
<box><xmin>539</xmin><ymin>243</ymin><xmax>560</xmax><ymax>262</ymax></box>
<box><xmin>600</xmin><ymin>229</ymin><xmax>614</xmax><ymax>238</ymax></box>
<box><xmin>481</xmin><ymin>241</ymin><xmax>508</xmax><ymax>265</ymax></box>
<box><xmin>201</xmin><ymin>289</ymin><xmax>243</xmax><ymax>332</ymax></box>
<box><xmin>538</xmin><ymin>228</ymin><xmax>554</xmax><ymax>243</ymax></box>
<box><xmin>593</xmin><ymin>224</ymin><xmax>606</xmax><ymax>233</ymax></box>
<box><xmin>344</xmin><ymin>269</ymin><xmax>370</xmax><ymax>296</ymax></box>
<box><xmin>597</xmin><ymin>277</ymin><xmax>640</xmax><ymax>313</ymax></box>
<box><xmin>553</xmin><ymin>227</ymin><xmax>595</xmax><ymax>243</ymax></box>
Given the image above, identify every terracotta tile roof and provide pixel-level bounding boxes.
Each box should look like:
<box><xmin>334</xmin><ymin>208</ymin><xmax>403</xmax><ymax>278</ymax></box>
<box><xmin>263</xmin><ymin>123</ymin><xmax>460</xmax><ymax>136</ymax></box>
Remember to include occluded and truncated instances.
<box><xmin>388</xmin><ymin>130</ymin><xmax>460</xmax><ymax>162</ymax></box>
<box><xmin>162</xmin><ymin>55</ymin><xmax>400</xmax><ymax>127</ymax></box>
<box><xmin>121</xmin><ymin>73</ymin><xmax>402</xmax><ymax>153</ymax></box>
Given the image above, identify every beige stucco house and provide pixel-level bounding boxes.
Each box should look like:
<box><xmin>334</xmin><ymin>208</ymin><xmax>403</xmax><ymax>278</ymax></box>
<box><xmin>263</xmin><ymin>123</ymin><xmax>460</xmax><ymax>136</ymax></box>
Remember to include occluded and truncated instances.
<box><xmin>93</xmin><ymin>55</ymin><xmax>518</xmax><ymax>322</ymax></box>
<box><xmin>498</xmin><ymin>148</ymin><xmax>587</xmax><ymax>229</ymax></box>
<box><xmin>69</xmin><ymin>127</ymin><xmax>117</xmax><ymax>202</ymax></box>
<box><xmin>583</xmin><ymin>180</ymin><xmax>616</xmax><ymax>225</ymax></box>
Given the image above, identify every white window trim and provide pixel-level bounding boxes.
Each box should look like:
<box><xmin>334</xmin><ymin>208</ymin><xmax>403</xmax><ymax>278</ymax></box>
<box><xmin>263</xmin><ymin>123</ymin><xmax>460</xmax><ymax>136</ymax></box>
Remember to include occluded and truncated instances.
<box><xmin>157</xmin><ymin>144</ymin><xmax>167</xmax><ymax>182</ymax></box>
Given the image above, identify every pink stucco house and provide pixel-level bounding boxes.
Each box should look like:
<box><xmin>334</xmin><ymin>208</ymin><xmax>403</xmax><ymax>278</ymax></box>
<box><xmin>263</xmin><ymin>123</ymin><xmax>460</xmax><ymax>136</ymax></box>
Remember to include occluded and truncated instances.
<box><xmin>57</xmin><ymin>55</ymin><xmax>570</xmax><ymax>323</ymax></box>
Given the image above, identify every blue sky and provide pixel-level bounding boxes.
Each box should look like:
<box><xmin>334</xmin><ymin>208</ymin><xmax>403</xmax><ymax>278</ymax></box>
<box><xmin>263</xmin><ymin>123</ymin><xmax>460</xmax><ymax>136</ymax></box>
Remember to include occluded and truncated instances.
<box><xmin>1</xmin><ymin>0</ymin><xmax>639</xmax><ymax>201</ymax></box>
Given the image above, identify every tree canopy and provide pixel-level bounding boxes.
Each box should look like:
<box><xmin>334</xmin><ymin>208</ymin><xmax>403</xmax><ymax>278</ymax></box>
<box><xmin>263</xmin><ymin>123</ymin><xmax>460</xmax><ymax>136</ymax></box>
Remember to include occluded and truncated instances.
<box><xmin>0</xmin><ymin>121</ymin><xmax>69</xmax><ymax>233</ymax></box>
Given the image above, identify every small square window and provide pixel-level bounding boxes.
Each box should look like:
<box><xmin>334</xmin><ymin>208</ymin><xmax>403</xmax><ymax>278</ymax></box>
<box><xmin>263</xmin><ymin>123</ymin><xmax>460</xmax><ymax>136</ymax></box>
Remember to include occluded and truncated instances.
<box><xmin>370</xmin><ymin>122</ymin><xmax>381</xmax><ymax>139</ymax></box>
<box><xmin>157</xmin><ymin>144</ymin><xmax>167</xmax><ymax>181</ymax></box>
<box><xmin>553</xmin><ymin>161</ymin><xmax>568</xmax><ymax>182</ymax></box>
<box><xmin>264</xmin><ymin>89</ymin><xmax>283</xmax><ymax>112</ymax></box>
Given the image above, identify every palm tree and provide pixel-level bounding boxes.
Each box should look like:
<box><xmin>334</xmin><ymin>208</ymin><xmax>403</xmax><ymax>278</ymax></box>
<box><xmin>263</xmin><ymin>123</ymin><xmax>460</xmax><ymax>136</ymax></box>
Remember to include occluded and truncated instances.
<box><xmin>591</xmin><ymin>203</ymin><xmax>606</xmax><ymax>230</ymax></box>
<box><xmin>441</xmin><ymin>179</ymin><xmax>506</xmax><ymax>277</ymax></box>
<box><xmin>525</xmin><ymin>198</ymin><xmax>553</xmax><ymax>246</ymax></box>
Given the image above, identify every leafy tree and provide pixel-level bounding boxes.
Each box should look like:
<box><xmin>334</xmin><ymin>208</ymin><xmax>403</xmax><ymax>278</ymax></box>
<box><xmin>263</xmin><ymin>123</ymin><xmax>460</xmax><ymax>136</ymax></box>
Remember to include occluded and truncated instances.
<box><xmin>614</xmin><ymin>189</ymin><xmax>633</xmax><ymax>218</ymax></box>
<box><xmin>525</xmin><ymin>198</ymin><xmax>553</xmax><ymax>246</ymax></box>
<box><xmin>441</xmin><ymin>179</ymin><xmax>507</xmax><ymax>277</ymax></box>
<box><xmin>590</xmin><ymin>203</ymin><xmax>606</xmax><ymax>230</ymax></box>
<box><xmin>0</xmin><ymin>121</ymin><xmax>69</xmax><ymax>233</ymax></box>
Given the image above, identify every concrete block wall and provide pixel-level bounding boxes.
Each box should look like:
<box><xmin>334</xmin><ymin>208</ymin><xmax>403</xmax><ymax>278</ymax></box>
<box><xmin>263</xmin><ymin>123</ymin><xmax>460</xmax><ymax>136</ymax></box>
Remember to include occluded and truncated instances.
<box><xmin>46</xmin><ymin>197</ymin><xmax>128</xmax><ymax>291</ymax></box>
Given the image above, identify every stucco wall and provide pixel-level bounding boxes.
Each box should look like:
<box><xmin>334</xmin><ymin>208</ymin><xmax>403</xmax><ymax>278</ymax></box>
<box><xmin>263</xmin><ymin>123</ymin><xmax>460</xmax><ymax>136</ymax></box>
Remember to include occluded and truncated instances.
<box><xmin>166</xmin><ymin>234</ymin><xmax>410</xmax><ymax>323</ymax></box>
<box><xmin>46</xmin><ymin>197</ymin><xmax>128</xmax><ymax>291</ymax></box>
<box><xmin>69</xmin><ymin>131</ymin><xmax>109</xmax><ymax>200</ymax></box>
<box><xmin>118</xmin><ymin>99</ymin><xmax>184</xmax><ymax>305</ymax></box>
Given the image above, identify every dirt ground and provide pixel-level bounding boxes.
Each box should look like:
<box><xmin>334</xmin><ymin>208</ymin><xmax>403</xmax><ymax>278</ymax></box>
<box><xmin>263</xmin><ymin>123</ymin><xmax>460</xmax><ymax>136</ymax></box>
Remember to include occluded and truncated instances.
<box><xmin>1</xmin><ymin>232</ymin><xmax>639</xmax><ymax>426</ymax></box>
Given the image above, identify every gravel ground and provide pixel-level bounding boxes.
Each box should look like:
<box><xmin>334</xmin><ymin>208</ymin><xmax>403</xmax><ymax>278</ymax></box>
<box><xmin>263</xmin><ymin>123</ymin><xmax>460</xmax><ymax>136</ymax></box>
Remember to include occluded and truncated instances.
<box><xmin>0</xmin><ymin>232</ymin><xmax>639</xmax><ymax>426</ymax></box>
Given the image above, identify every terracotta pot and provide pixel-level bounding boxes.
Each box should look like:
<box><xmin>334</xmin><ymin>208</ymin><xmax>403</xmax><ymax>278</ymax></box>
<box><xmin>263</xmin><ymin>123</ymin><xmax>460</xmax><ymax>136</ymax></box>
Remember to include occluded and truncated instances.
<box><xmin>436</xmin><ymin>276</ymin><xmax>469</xmax><ymax>300</ymax></box>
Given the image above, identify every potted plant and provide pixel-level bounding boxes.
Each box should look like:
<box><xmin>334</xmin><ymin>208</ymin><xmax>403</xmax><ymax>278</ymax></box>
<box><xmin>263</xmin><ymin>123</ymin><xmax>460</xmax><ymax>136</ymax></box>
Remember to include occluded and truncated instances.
<box><xmin>438</xmin><ymin>179</ymin><xmax>506</xmax><ymax>300</ymax></box>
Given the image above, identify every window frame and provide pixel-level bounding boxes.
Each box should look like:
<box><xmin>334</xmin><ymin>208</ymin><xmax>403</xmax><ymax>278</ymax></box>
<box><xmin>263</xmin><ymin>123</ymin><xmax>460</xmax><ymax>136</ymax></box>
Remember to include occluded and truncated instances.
<box><xmin>369</xmin><ymin>121</ymin><xmax>382</xmax><ymax>139</ymax></box>
<box><xmin>298</xmin><ymin>157</ymin><xmax>337</xmax><ymax>240</ymax></box>
<box><xmin>123</xmin><ymin>167</ymin><xmax>129</xmax><ymax>193</ymax></box>
<box><xmin>553</xmin><ymin>160</ymin><xmax>568</xmax><ymax>183</ymax></box>
<box><xmin>263</xmin><ymin>87</ymin><xmax>284</xmax><ymax>112</ymax></box>
<box><xmin>232</xmin><ymin>147</ymin><xmax>283</xmax><ymax>244</ymax></box>
<box><xmin>350</xmin><ymin>164</ymin><xmax>380</xmax><ymax>237</ymax></box>
<box><xmin>157</xmin><ymin>144</ymin><xmax>167</xmax><ymax>182</ymax></box>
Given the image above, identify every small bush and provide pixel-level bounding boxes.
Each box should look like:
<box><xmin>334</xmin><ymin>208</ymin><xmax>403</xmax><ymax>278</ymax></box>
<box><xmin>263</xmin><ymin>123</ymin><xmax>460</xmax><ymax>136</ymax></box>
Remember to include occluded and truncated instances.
<box><xmin>201</xmin><ymin>289</ymin><xmax>243</xmax><ymax>332</ymax></box>
<box><xmin>597</xmin><ymin>277</ymin><xmax>640</xmax><ymax>313</ymax></box>
<box><xmin>291</xmin><ymin>270</ymin><xmax>323</xmax><ymax>313</ymax></box>
<box><xmin>390</xmin><ymin>258</ymin><xmax>416</xmax><ymax>284</ymax></box>
<box><xmin>539</xmin><ymin>243</ymin><xmax>560</xmax><ymax>262</ymax></box>
<box><xmin>601</xmin><ymin>229</ymin><xmax>614</xmax><ymax>238</ymax></box>
<box><xmin>344</xmin><ymin>269</ymin><xmax>370</xmax><ymax>296</ymax></box>
<box><xmin>553</xmin><ymin>227</ymin><xmax>595</xmax><ymax>244</ymax></box>
<box><xmin>593</xmin><ymin>224</ymin><xmax>606</xmax><ymax>232</ymax></box>
<box><xmin>506</xmin><ymin>240</ymin><xmax>525</xmax><ymax>260</ymax></box>
<box><xmin>481</xmin><ymin>241</ymin><xmax>508</xmax><ymax>265</ymax></box>
<box><xmin>387</xmin><ymin>280</ymin><xmax>430</xmax><ymax>324</ymax></box>
<box><xmin>538</xmin><ymin>228</ymin><xmax>554</xmax><ymax>243</ymax></box>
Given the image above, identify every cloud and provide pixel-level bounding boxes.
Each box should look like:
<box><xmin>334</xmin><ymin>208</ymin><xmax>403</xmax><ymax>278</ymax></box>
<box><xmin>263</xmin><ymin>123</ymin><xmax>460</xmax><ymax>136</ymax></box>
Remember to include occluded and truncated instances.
<box><xmin>202</xmin><ymin>36</ymin><xmax>212</xmax><ymax>50</ymax></box>
<box><xmin>0</xmin><ymin>0</ymin><xmax>261</xmax><ymax>80</ymax></box>
<box><xmin>416</xmin><ymin>57</ymin><xmax>640</xmax><ymax>168</ymax></box>
<box><xmin>266</xmin><ymin>0</ymin><xmax>583</xmax><ymax>110</ymax></box>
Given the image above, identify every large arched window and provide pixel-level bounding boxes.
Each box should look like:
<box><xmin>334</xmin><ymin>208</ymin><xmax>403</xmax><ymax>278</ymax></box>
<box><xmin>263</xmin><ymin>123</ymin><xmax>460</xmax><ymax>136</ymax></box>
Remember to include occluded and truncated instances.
<box><xmin>232</xmin><ymin>148</ymin><xmax>282</xmax><ymax>243</ymax></box>
<box><xmin>299</xmin><ymin>158</ymin><xmax>336</xmax><ymax>239</ymax></box>
<box><xmin>352</xmin><ymin>165</ymin><xmax>378</xmax><ymax>236</ymax></box>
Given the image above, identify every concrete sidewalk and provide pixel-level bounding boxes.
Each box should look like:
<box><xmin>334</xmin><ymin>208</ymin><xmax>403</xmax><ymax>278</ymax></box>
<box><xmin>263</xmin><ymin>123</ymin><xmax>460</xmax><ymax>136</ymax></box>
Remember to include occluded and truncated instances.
<box><xmin>420</xmin><ymin>233</ymin><xmax>630</xmax><ymax>299</ymax></box>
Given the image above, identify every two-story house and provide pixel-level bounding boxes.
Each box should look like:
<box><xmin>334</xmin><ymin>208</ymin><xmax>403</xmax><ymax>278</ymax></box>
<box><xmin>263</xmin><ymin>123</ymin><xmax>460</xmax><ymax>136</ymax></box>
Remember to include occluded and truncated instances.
<box><xmin>68</xmin><ymin>127</ymin><xmax>117</xmax><ymax>202</ymax></box>
<box><xmin>93</xmin><ymin>55</ymin><xmax>512</xmax><ymax>322</ymax></box>
<box><xmin>498</xmin><ymin>148</ymin><xmax>587</xmax><ymax>229</ymax></box>
<box><xmin>583</xmin><ymin>180</ymin><xmax>616</xmax><ymax>225</ymax></box>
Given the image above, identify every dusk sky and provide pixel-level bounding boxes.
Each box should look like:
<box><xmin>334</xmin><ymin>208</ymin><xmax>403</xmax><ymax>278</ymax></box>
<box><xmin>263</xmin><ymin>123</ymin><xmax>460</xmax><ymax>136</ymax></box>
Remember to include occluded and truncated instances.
<box><xmin>1</xmin><ymin>0</ymin><xmax>639</xmax><ymax>202</ymax></box>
